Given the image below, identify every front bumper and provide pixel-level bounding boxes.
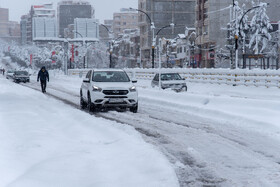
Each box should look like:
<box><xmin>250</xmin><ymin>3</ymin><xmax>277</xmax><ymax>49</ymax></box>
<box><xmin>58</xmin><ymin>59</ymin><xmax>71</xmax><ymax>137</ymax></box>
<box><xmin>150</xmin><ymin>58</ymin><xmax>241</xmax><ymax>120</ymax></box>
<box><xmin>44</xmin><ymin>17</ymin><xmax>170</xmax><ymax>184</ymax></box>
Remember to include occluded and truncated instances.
<box><xmin>162</xmin><ymin>84</ymin><xmax>185</xmax><ymax>90</ymax></box>
<box><xmin>14</xmin><ymin>78</ymin><xmax>30</xmax><ymax>82</ymax></box>
<box><xmin>90</xmin><ymin>91</ymin><xmax>138</xmax><ymax>108</ymax></box>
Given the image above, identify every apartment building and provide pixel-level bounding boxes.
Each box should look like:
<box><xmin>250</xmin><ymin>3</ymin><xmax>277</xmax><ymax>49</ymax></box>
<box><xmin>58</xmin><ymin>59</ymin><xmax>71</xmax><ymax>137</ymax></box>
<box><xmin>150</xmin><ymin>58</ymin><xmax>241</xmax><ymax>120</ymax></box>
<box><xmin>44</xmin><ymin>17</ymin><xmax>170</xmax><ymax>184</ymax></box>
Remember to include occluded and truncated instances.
<box><xmin>0</xmin><ymin>8</ymin><xmax>9</xmax><ymax>37</ymax></box>
<box><xmin>20</xmin><ymin>3</ymin><xmax>56</xmax><ymax>44</ymax></box>
<box><xmin>57</xmin><ymin>1</ymin><xmax>94</xmax><ymax>38</ymax></box>
<box><xmin>113</xmin><ymin>8</ymin><xmax>138</xmax><ymax>38</ymax></box>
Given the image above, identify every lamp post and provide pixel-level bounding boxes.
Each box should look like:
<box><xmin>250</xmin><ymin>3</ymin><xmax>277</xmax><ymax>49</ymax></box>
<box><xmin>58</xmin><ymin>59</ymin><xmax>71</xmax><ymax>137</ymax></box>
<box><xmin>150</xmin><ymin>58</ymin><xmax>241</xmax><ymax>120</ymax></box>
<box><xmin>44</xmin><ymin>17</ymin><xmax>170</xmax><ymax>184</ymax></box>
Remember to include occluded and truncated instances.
<box><xmin>158</xmin><ymin>38</ymin><xmax>162</xmax><ymax>89</ymax></box>
<box><xmin>129</xmin><ymin>7</ymin><xmax>155</xmax><ymax>68</ymax></box>
<box><xmin>73</xmin><ymin>31</ymin><xmax>87</xmax><ymax>69</ymax></box>
<box><xmin>99</xmin><ymin>23</ymin><xmax>122</xmax><ymax>68</ymax></box>
<box><xmin>155</xmin><ymin>23</ymin><xmax>175</xmax><ymax>68</ymax></box>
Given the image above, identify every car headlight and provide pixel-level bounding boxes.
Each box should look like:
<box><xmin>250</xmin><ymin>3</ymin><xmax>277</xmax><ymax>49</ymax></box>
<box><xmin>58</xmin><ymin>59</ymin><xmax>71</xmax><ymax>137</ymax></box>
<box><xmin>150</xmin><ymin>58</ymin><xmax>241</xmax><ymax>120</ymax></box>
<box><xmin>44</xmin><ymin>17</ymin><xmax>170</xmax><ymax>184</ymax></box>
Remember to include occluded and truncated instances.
<box><xmin>129</xmin><ymin>86</ymin><xmax>137</xmax><ymax>92</ymax></box>
<box><xmin>92</xmin><ymin>85</ymin><xmax>102</xmax><ymax>92</ymax></box>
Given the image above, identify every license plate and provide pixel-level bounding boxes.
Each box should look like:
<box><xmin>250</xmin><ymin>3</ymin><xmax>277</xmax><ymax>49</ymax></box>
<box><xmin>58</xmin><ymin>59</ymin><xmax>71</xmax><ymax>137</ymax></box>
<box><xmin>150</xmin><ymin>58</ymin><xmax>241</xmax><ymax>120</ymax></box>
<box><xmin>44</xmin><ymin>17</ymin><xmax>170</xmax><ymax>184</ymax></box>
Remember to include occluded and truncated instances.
<box><xmin>109</xmin><ymin>98</ymin><xmax>123</xmax><ymax>103</ymax></box>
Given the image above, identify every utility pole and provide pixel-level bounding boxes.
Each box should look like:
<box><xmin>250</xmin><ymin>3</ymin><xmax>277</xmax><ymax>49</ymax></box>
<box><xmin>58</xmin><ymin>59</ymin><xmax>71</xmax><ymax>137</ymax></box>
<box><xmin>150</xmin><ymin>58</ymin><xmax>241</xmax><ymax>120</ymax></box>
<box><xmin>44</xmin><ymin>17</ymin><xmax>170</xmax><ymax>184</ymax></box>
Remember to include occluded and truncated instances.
<box><xmin>158</xmin><ymin>38</ymin><xmax>162</xmax><ymax>90</ymax></box>
<box><xmin>233</xmin><ymin>0</ymin><xmax>239</xmax><ymax>69</ymax></box>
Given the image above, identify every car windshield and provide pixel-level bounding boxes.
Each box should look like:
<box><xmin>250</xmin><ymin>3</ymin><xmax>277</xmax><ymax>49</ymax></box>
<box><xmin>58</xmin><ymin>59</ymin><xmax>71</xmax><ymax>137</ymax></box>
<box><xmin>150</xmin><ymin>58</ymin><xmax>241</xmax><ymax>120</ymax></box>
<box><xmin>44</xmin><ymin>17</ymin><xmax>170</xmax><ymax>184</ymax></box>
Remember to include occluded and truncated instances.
<box><xmin>14</xmin><ymin>71</ymin><xmax>28</xmax><ymax>76</ymax></box>
<box><xmin>92</xmin><ymin>71</ymin><xmax>130</xmax><ymax>82</ymax></box>
<box><xmin>7</xmin><ymin>70</ymin><xmax>14</xmax><ymax>73</ymax></box>
<box><xmin>160</xmin><ymin>73</ymin><xmax>182</xmax><ymax>81</ymax></box>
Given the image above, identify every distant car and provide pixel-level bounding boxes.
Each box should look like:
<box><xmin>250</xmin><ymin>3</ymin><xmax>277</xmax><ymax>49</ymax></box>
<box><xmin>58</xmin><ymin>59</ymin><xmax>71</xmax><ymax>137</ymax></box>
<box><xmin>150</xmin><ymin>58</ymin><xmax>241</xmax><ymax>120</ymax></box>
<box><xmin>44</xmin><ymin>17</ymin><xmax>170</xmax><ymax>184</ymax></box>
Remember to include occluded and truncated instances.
<box><xmin>12</xmin><ymin>70</ymin><xmax>30</xmax><ymax>83</ymax></box>
<box><xmin>6</xmin><ymin>70</ymin><xmax>15</xmax><ymax>79</ymax></box>
<box><xmin>80</xmin><ymin>69</ymin><xmax>138</xmax><ymax>113</ymax></box>
<box><xmin>151</xmin><ymin>73</ymin><xmax>187</xmax><ymax>92</ymax></box>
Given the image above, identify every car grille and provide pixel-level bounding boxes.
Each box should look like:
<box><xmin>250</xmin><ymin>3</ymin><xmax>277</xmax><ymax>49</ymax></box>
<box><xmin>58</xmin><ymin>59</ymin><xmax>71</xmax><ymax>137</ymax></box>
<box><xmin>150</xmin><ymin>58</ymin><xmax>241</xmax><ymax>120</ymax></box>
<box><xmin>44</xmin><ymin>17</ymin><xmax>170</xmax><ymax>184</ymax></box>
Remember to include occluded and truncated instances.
<box><xmin>103</xmin><ymin>90</ymin><xmax>128</xmax><ymax>95</ymax></box>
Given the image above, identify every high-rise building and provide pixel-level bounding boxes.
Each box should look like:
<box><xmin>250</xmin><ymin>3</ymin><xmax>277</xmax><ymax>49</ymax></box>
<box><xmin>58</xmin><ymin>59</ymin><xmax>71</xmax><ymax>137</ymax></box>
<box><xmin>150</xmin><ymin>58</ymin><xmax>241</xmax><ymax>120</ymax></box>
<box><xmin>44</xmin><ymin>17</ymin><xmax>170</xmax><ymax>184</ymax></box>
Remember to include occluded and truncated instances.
<box><xmin>20</xmin><ymin>14</ymin><xmax>31</xmax><ymax>45</ymax></box>
<box><xmin>8</xmin><ymin>21</ymin><xmax>20</xmax><ymax>37</ymax></box>
<box><xmin>113</xmin><ymin>8</ymin><xmax>138</xmax><ymax>38</ymax></box>
<box><xmin>20</xmin><ymin>3</ymin><xmax>56</xmax><ymax>44</ymax></box>
<box><xmin>57</xmin><ymin>1</ymin><xmax>94</xmax><ymax>38</ymax></box>
<box><xmin>138</xmin><ymin>0</ymin><xmax>196</xmax><ymax>67</ymax></box>
<box><xmin>0</xmin><ymin>8</ymin><xmax>9</xmax><ymax>37</ymax></box>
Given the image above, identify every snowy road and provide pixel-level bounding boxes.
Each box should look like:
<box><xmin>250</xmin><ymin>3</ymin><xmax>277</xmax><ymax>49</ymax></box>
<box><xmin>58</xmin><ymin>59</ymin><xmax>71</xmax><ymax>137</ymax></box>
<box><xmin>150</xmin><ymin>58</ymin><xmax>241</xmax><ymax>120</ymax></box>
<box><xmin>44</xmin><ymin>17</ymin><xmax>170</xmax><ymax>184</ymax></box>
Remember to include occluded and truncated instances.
<box><xmin>18</xmin><ymin>73</ymin><xmax>280</xmax><ymax>187</ymax></box>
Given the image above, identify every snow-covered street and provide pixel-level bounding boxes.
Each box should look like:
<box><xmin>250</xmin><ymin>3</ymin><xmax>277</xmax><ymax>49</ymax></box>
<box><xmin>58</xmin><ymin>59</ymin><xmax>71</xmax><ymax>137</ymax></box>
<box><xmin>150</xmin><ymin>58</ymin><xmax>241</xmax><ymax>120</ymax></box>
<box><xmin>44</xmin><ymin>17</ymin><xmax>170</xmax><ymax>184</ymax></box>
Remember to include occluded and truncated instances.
<box><xmin>1</xmin><ymin>0</ymin><xmax>280</xmax><ymax>186</ymax></box>
<box><xmin>0</xmin><ymin>76</ymin><xmax>178</xmax><ymax>187</ymax></box>
<box><xmin>1</xmin><ymin>69</ymin><xmax>280</xmax><ymax>186</ymax></box>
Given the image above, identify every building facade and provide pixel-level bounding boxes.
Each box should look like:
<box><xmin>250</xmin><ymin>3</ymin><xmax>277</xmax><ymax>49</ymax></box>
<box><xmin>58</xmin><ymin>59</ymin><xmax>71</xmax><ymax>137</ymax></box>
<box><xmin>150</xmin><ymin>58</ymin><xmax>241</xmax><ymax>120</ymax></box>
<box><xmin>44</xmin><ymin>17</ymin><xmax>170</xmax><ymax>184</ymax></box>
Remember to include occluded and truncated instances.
<box><xmin>0</xmin><ymin>8</ymin><xmax>9</xmax><ymax>37</ymax></box>
<box><xmin>195</xmin><ymin>0</ymin><xmax>280</xmax><ymax>68</ymax></box>
<box><xmin>32</xmin><ymin>17</ymin><xmax>57</xmax><ymax>39</ymax></box>
<box><xmin>113</xmin><ymin>8</ymin><xmax>138</xmax><ymax>38</ymax></box>
<box><xmin>20</xmin><ymin>3</ymin><xmax>56</xmax><ymax>44</ymax></box>
<box><xmin>57</xmin><ymin>1</ymin><xmax>94</xmax><ymax>38</ymax></box>
<box><xmin>138</xmin><ymin>0</ymin><xmax>196</xmax><ymax>67</ymax></box>
<box><xmin>8</xmin><ymin>21</ymin><xmax>20</xmax><ymax>37</ymax></box>
<box><xmin>99</xmin><ymin>19</ymin><xmax>113</xmax><ymax>43</ymax></box>
<box><xmin>111</xmin><ymin>29</ymin><xmax>140</xmax><ymax>68</ymax></box>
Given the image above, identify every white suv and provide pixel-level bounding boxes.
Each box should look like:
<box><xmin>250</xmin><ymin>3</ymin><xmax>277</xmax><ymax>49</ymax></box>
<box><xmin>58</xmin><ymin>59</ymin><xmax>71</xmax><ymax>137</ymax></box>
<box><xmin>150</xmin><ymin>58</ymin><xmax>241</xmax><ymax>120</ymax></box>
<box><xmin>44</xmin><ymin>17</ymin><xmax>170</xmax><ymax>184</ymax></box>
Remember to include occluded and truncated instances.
<box><xmin>80</xmin><ymin>69</ymin><xmax>138</xmax><ymax>113</ymax></box>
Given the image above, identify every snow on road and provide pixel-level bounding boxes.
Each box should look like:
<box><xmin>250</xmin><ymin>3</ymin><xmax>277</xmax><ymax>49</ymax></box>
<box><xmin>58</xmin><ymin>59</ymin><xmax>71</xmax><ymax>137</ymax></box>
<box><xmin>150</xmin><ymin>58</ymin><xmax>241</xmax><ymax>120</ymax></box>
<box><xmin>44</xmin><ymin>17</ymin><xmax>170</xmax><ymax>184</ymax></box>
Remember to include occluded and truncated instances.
<box><xmin>39</xmin><ymin>71</ymin><xmax>280</xmax><ymax>186</ymax></box>
<box><xmin>0</xmin><ymin>76</ymin><xmax>179</xmax><ymax>187</ymax></box>
<box><xmin>1</xmin><ymin>67</ymin><xmax>280</xmax><ymax>186</ymax></box>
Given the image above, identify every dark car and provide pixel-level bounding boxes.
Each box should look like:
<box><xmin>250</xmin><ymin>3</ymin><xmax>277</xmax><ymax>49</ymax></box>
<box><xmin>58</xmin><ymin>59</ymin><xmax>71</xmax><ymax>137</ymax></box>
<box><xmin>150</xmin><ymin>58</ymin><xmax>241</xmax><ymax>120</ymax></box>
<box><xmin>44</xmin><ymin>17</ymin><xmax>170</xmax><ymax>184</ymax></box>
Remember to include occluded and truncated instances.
<box><xmin>13</xmin><ymin>71</ymin><xmax>30</xmax><ymax>83</ymax></box>
<box><xmin>151</xmin><ymin>73</ymin><xmax>187</xmax><ymax>92</ymax></box>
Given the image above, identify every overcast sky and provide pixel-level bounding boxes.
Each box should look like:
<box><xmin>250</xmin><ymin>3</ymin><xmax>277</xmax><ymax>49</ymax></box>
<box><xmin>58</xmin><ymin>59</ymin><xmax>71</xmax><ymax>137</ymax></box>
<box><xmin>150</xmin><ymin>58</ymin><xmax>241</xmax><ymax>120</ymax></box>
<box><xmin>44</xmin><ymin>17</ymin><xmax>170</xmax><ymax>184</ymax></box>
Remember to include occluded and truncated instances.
<box><xmin>0</xmin><ymin>0</ymin><xmax>138</xmax><ymax>23</ymax></box>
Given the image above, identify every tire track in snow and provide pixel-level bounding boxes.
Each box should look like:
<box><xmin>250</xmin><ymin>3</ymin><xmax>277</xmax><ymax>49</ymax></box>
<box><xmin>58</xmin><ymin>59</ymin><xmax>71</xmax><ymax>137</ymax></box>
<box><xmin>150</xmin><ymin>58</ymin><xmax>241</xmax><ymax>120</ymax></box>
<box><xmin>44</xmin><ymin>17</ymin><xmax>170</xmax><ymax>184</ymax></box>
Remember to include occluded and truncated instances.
<box><xmin>20</xmin><ymin>81</ymin><xmax>280</xmax><ymax>186</ymax></box>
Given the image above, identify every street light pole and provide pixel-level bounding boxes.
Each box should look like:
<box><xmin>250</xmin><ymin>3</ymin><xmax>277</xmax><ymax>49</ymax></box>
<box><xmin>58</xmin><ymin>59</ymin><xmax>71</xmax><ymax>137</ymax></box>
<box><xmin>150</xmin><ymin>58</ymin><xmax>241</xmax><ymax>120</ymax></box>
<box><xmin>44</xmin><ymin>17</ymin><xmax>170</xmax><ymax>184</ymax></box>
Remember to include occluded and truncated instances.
<box><xmin>74</xmin><ymin>31</ymin><xmax>86</xmax><ymax>68</ymax></box>
<box><xmin>158</xmin><ymin>38</ymin><xmax>162</xmax><ymax>89</ymax></box>
<box><xmin>129</xmin><ymin>7</ymin><xmax>155</xmax><ymax>68</ymax></box>
<box><xmin>99</xmin><ymin>24</ymin><xmax>114</xmax><ymax>68</ymax></box>
<box><xmin>155</xmin><ymin>23</ymin><xmax>175</xmax><ymax>68</ymax></box>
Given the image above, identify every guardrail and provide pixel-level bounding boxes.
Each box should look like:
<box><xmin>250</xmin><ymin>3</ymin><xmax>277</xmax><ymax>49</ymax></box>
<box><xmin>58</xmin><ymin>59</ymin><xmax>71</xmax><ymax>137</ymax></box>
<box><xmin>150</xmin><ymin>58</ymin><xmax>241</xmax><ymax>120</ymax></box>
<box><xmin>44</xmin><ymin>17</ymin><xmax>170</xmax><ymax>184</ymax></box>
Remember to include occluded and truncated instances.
<box><xmin>68</xmin><ymin>68</ymin><xmax>280</xmax><ymax>88</ymax></box>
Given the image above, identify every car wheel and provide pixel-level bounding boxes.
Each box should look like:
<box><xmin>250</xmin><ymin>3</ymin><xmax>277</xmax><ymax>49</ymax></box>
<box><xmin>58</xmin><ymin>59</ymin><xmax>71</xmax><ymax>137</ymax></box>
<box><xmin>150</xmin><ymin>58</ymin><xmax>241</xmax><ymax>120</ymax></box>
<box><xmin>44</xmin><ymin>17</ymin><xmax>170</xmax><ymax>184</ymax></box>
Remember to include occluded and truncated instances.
<box><xmin>87</xmin><ymin>93</ymin><xmax>95</xmax><ymax>112</ymax></box>
<box><xmin>182</xmin><ymin>86</ymin><xmax>187</xmax><ymax>92</ymax></box>
<box><xmin>80</xmin><ymin>94</ymin><xmax>87</xmax><ymax>109</ymax></box>
<box><xmin>130</xmin><ymin>103</ymin><xmax>138</xmax><ymax>113</ymax></box>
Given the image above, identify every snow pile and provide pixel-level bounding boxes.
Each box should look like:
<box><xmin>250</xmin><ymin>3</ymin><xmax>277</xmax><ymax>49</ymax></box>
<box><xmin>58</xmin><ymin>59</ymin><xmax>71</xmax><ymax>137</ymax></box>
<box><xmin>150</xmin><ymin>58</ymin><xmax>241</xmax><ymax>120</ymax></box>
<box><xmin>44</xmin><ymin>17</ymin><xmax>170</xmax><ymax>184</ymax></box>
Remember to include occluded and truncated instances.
<box><xmin>0</xmin><ymin>77</ymin><xmax>179</xmax><ymax>187</ymax></box>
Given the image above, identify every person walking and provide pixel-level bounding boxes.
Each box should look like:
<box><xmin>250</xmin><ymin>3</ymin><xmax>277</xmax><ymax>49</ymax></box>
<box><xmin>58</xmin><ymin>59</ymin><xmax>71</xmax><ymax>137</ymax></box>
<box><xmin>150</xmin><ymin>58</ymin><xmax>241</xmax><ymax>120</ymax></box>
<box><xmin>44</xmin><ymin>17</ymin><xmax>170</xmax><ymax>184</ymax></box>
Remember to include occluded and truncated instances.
<box><xmin>37</xmin><ymin>66</ymin><xmax>49</xmax><ymax>93</ymax></box>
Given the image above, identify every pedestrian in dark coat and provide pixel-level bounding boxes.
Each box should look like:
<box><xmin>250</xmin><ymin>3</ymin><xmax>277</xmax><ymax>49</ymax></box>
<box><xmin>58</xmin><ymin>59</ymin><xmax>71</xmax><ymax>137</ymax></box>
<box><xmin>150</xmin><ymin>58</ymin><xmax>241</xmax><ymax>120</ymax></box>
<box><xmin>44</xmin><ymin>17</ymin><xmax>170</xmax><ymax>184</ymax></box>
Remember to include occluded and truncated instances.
<box><xmin>37</xmin><ymin>66</ymin><xmax>49</xmax><ymax>93</ymax></box>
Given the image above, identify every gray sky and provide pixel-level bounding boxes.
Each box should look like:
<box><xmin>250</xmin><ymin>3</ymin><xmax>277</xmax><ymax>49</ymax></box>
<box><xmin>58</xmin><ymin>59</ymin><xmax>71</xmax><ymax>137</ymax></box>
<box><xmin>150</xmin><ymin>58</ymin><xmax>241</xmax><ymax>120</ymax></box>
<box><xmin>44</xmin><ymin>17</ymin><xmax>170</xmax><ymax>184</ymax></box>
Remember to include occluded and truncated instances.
<box><xmin>0</xmin><ymin>0</ymin><xmax>138</xmax><ymax>23</ymax></box>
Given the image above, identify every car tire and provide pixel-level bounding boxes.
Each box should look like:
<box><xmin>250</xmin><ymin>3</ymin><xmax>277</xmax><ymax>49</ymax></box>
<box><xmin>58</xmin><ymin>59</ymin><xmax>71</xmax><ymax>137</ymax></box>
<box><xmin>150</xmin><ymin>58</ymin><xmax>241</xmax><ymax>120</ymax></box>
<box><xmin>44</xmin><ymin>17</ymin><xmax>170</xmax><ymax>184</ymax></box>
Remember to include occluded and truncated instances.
<box><xmin>130</xmin><ymin>103</ymin><xmax>138</xmax><ymax>113</ymax></box>
<box><xmin>87</xmin><ymin>93</ymin><xmax>95</xmax><ymax>112</ymax></box>
<box><xmin>80</xmin><ymin>96</ymin><xmax>87</xmax><ymax>110</ymax></box>
<box><xmin>182</xmin><ymin>86</ymin><xmax>187</xmax><ymax>92</ymax></box>
<box><xmin>80</xmin><ymin>90</ymin><xmax>87</xmax><ymax>109</ymax></box>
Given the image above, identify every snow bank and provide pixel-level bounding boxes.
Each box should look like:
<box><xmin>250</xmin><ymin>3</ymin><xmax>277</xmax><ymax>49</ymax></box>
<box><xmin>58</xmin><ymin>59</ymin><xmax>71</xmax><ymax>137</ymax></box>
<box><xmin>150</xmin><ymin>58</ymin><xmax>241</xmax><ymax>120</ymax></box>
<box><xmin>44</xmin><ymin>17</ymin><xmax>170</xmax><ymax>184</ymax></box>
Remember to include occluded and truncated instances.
<box><xmin>0</xmin><ymin>77</ymin><xmax>179</xmax><ymax>187</ymax></box>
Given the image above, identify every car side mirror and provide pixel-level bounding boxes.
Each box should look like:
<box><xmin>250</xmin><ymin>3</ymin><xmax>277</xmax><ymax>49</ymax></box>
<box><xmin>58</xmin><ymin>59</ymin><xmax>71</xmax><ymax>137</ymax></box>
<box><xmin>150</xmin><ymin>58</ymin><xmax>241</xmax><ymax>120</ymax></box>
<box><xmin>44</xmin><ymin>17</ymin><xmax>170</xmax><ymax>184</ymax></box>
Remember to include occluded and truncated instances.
<box><xmin>182</xmin><ymin>78</ymin><xmax>185</xmax><ymax>80</ymax></box>
<box><xmin>132</xmin><ymin>79</ymin><xmax>137</xmax><ymax>83</ymax></box>
<box><xmin>83</xmin><ymin>78</ymin><xmax>90</xmax><ymax>83</ymax></box>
